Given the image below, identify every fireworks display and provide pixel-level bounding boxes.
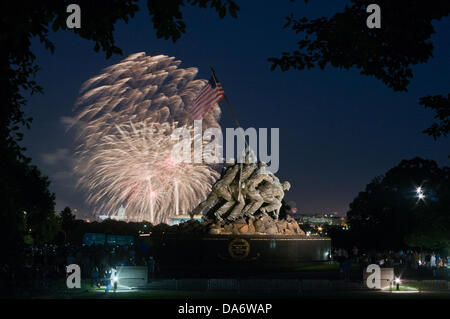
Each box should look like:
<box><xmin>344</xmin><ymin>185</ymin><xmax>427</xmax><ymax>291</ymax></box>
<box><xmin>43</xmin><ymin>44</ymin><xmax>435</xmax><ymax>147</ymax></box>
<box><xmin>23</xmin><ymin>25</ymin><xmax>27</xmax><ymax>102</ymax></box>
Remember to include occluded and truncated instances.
<box><xmin>71</xmin><ymin>53</ymin><xmax>221</xmax><ymax>223</ymax></box>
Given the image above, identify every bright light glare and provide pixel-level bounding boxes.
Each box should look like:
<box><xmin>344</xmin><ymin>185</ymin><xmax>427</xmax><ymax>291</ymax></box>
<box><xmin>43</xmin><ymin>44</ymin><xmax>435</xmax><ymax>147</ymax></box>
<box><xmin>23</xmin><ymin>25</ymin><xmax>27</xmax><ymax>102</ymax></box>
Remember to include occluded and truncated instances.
<box><xmin>415</xmin><ymin>186</ymin><xmax>425</xmax><ymax>201</ymax></box>
<box><xmin>395</xmin><ymin>277</ymin><xmax>401</xmax><ymax>284</ymax></box>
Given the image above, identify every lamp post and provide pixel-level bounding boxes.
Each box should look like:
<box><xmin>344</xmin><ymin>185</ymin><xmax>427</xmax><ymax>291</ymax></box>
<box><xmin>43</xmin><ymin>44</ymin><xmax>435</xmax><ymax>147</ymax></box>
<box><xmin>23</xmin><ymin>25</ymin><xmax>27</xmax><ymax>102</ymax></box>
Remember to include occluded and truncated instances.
<box><xmin>395</xmin><ymin>277</ymin><xmax>401</xmax><ymax>291</ymax></box>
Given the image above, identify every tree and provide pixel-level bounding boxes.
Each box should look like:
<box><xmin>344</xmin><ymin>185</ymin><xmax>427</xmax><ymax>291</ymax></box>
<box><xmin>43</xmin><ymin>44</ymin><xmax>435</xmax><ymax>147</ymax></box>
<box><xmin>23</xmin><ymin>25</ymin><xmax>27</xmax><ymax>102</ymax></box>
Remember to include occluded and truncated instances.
<box><xmin>1</xmin><ymin>152</ymin><xmax>60</xmax><ymax>246</ymax></box>
<box><xmin>421</xmin><ymin>94</ymin><xmax>450</xmax><ymax>140</ymax></box>
<box><xmin>60</xmin><ymin>206</ymin><xmax>76</xmax><ymax>233</ymax></box>
<box><xmin>269</xmin><ymin>1</ymin><xmax>450</xmax><ymax>144</ymax></box>
<box><xmin>346</xmin><ymin>157</ymin><xmax>450</xmax><ymax>251</ymax></box>
<box><xmin>0</xmin><ymin>149</ymin><xmax>60</xmax><ymax>296</ymax></box>
<box><xmin>327</xmin><ymin>225</ymin><xmax>353</xmax><ymax>249</ymax></box>
<box><xmin>269</xmin><ymin>0</ymin><xmax>450</xmax><ymax>92</ymax></box>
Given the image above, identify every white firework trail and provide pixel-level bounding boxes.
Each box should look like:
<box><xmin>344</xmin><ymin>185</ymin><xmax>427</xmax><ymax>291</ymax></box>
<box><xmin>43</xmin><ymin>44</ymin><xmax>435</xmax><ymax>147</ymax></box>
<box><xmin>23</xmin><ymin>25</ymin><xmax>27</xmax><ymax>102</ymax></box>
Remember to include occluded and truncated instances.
<box><xmin>71</xmin><ymin>53</ymin><xmax>221</xmax><ymax>223</ymax></box>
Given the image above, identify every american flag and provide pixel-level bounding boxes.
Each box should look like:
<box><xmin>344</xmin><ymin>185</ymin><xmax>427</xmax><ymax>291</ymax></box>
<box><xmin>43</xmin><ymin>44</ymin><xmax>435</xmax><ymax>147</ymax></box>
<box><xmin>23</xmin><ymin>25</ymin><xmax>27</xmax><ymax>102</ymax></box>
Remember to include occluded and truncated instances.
<box><xmin>187</xmin><ymin>76</ymin><xmax>224</xmax><ymax>120</ymax></box>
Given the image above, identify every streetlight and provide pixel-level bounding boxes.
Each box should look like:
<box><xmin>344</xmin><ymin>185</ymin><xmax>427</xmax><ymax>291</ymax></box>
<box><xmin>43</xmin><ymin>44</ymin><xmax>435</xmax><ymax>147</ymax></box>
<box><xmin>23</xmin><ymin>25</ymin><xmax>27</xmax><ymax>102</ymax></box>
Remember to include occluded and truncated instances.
<box><xmin>415</xmin><ymin>186</ymin><xmax>425</xmax><ymax>201</ymax></box>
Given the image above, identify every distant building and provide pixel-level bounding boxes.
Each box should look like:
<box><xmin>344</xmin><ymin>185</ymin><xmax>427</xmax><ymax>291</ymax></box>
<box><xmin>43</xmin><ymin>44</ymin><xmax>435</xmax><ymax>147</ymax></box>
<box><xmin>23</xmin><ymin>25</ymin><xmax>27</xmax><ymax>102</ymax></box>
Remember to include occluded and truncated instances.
<box><xmin>169</xmin><ymin>214</ymin><xmax>203</xmax><ymax>225</ymax></box>
<box><xmin>82</xmin><ymin>233</ymin><xmax>134</xmax><ymax>246</ymax></box>
<box><xmin>98</xmin><ymin>205</ymin><xmax>128</xmax><ymax>221</ymax></box>
<box><xmin>297</xmin><ymin>213</ymin><xmax>346</xmax><ymax>226</ymax></box>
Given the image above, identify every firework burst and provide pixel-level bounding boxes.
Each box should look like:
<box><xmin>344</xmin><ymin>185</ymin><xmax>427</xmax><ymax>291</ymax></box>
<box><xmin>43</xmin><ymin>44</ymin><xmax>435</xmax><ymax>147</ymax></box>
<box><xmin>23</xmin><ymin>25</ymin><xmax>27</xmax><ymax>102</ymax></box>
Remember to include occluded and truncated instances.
<box><xmin>71</xmin><ymin>53</ymin><xmax>221</xmax><ymax>223</ymax></box>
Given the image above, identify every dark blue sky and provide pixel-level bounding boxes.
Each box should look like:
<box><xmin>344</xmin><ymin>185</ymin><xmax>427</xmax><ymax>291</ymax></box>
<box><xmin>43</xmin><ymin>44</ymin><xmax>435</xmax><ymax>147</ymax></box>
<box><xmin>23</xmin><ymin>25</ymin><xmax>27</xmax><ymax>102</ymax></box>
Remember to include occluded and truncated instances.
<box><xmin>23</xmin><ymin>0</ymin><xmax>450</xmax><ymax>218</ymax></box>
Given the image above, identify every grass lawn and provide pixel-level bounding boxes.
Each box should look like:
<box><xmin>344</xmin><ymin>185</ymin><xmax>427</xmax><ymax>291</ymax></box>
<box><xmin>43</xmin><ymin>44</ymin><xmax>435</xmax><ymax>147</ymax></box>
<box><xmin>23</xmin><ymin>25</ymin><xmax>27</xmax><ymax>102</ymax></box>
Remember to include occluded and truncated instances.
<box><xmin>31</xmin><ymin>287</ymin><xmax>450</xmax><ymax>299</ymax></box>
<box><xmin>292</xmin><ymin>261</ymin><xmax>360</xmax><ymax>271</ymax></box>
<box><xmin>32</xmin><ymin>289</ymin><xmax>243</xmax><ymax>299</ymax></box>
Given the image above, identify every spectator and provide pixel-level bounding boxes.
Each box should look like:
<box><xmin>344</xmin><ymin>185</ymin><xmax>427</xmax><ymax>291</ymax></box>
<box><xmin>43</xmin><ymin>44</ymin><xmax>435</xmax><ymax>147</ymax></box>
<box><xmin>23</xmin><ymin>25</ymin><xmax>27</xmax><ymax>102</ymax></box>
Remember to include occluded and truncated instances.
<box><xmin>342</xmin><ymin>257</ymin><xmax>352</xmax><ymax>281</ymax></box>
<box><xmin>91</xmin><ymin>266</ymin><xmax>99</xmax><ymax>287</ymax></box>
<box><xmin>430</xmin><ymin>253</ymin><xmax>436</xmax><ymax>268</ymax></box>
<box><xmin>352</xmin><ymin>246</ymin><xmax>359</xmax><ymax>263</ymax></box>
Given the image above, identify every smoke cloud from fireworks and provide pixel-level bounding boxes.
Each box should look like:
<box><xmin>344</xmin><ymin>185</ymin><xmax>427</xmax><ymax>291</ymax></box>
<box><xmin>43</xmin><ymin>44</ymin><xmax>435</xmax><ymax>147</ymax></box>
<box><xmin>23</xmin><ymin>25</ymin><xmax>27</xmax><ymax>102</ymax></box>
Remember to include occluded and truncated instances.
<box><xmin>71</xmin><ymin>53</ymin><xmax>221</xmax><ymax>223</ymax></box>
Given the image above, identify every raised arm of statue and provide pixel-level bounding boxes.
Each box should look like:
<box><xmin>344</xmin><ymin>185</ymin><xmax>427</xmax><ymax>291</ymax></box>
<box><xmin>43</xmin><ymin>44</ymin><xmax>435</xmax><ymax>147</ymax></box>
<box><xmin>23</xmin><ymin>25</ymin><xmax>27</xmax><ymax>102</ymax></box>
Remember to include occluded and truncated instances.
<box><xmin>240</xmin><ymin>163</ymin><xmax>258</xmax><ymax>182</ymax></box>
<box><xmin>247</xmin><ymin>172</ymin><xmax>274</xmax><ymax>189</ymax></box>
<box><xmin>220</xmin><ymin>164</ymin><xmax>241</xmax><ymax>185</ymax></box>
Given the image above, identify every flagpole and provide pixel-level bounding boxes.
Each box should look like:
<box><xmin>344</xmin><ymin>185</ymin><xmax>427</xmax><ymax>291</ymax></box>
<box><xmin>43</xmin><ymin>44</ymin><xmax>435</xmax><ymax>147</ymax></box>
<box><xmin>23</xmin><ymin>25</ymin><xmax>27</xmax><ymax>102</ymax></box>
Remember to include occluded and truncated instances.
<box><xmin>210</xmin><ymin>67</ymin><xmax>243</xmax><ymax>130</ymax></box>
<box><xmin>209</xmin><ymin>66</ymin><xmax>251</xmax><ymax>201</ymax></box>
<box><xmin>209</xmin><ymin>66</ymin><xmax>250</xmax><ymax>153</ymax></box>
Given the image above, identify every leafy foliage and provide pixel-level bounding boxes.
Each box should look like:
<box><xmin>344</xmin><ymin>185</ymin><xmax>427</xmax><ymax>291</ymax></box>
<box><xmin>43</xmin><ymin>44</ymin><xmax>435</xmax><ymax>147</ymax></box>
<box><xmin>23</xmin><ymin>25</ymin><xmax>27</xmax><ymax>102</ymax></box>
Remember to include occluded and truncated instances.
<box><xmin>347</xmin><ymin>157</ymin><xmax>450</xmax><ymax>250</ymax></box>
<box><xmin>0</xmin><ymin>145</ymin><xmax>59</xmax><ymax>295</ymax></box>
<box><xmin>269</xmin><ymin>0</ymin><xmax>450</xmax><ymax>92</ymax></box>
<box><xmin>60</xmin><ymin>206</ymin><xmax>76</xmax><ymax>233</ymax></box>
<box><xmin>421</xmin><ymin>93</ymin><xmax>450</xmax><ymax>140</ymax></box>
<box><xmin>147</xmin><ymin>0</ymin><xmax>239</xmax><ymax>41</ymax></box>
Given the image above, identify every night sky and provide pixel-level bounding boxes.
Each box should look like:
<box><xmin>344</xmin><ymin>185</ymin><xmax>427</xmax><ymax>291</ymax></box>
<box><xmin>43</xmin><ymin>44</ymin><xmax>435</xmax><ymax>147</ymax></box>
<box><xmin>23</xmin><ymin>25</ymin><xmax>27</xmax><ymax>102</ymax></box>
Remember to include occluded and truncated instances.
<box><xmin>22</xmin><ymin>0</ymin><xmax>450</xmax><ymax>219</ymax></box>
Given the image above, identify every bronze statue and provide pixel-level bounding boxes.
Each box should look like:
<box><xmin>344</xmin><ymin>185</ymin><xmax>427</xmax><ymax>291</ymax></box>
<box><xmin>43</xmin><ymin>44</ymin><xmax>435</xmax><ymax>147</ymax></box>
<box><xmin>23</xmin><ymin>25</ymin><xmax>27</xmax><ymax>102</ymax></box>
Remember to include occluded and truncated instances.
<box><xmin>190</xmin><ymin>160</ymin><xmax>290</xmax><ymax>222</ymax></box>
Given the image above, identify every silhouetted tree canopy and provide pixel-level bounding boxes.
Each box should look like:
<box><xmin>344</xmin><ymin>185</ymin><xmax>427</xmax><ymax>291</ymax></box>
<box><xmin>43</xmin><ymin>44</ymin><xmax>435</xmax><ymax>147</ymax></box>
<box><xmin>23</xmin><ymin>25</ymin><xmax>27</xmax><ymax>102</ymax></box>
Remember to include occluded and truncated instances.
<box><xmin>421</xmin><ymin>93</ymin><xmax>450</xmax><ymax>140</ymax></box>
<box><xmin>0</xmin><ymin>148</ymin><xmax>60</xmax><ymax>295</ymax></box>
<box><xmin>1</xmin><ymin>151</ymin><xmax>59</xmax><ymax>245</ymax></box>
<box><xmin>60</xmin><ymin>206</ymin><xmax>76</xmax><ymax>233</ymax></box>
<box><xmin>269</xmin><ymin>0</ymin><xmax>450</xmax><ymax>92</ymax></box>
<box><xmin>347</xmin><ymin>157</ymin><xmax>450</xmax><ymax>251</ymax></box>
